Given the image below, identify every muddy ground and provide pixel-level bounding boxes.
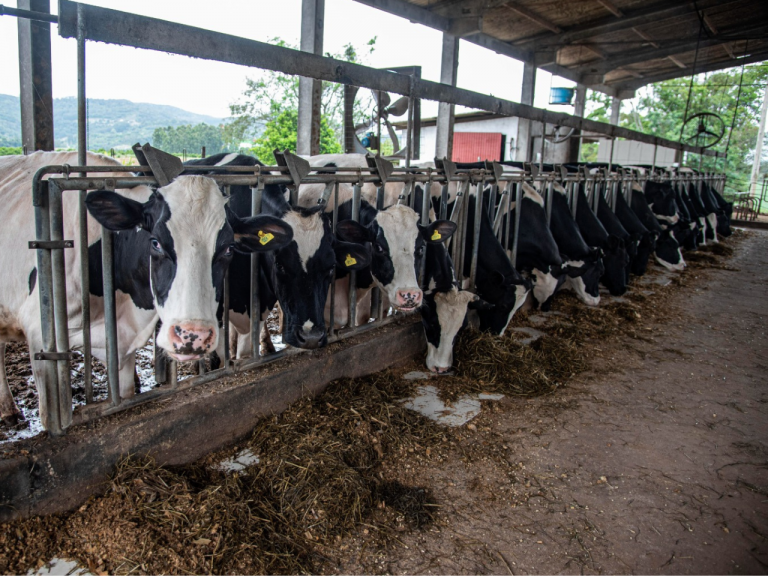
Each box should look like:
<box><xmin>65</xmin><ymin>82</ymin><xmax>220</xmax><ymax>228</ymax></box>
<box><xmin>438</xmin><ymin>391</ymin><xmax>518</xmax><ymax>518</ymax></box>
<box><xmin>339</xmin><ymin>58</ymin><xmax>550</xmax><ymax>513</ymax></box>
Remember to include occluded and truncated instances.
<box><xmin>1</xmin><ymin>231</ymin><xmax>765</xmax><ymax>575</ymax></box>
<box><xmin>327</xmin><ymin>231</ymin><xmax>768</xmax><ymax>575</ymax></box>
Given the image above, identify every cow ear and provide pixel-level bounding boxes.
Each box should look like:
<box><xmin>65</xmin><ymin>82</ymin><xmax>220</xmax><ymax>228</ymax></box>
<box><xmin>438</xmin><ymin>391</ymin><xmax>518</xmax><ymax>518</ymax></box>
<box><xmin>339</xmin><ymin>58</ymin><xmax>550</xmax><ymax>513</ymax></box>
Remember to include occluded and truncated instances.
<box><xmin>468</xmin><ymin>295</ymin><xmax>494</xmax><ymax>311</ymax></box>
<box><xmin>86</xmin><ymin>191</ymin><xmax>147</xmax><ymax>231</ymax></box>
<box><xmin>421</xmin><ymin>220</ymin><xmax>457</xmax><ymax>244</ymax></box>
<box><xmin>336</xmin><ymin>219</ymin><xmax>373</xmax><ymax>243</ymax></box>
<box><xmin>335</xmin><ymin>241</ymin><xmax>371</xmax><ymax>271</ymax></box>
<box><xmin>231</xmin><ymin>214</ymin><xmax>293</xmax><ymax>253</ymax></box>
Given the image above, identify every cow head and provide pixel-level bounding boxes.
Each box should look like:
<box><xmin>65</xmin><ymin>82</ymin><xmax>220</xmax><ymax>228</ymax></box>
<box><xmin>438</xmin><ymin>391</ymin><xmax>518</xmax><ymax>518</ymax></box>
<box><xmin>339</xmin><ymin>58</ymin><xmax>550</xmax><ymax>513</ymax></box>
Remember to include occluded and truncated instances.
<box><xmin>475</xmin><ymin>269</ymin><xmax>532</xmax><ymax>335</ymax></box>
<box><xmin>562</xmin><ymin>247</ymin><xmax>604</xmax><ymax>306</ymax></box>
<box><xmin>654</xmin><ymin>229</ymin><xmax>686</xmax><ymax>271</ymax></box>
<box><xmin>86</xmin><ymin>175</ymin><xmax>293</xmax><ymax>361</ymax></box>
<box><xmin>337</xmin><ymin>204</ymin><xmax>456</xmax><ymax>312</ymax></box>
<box><xmin>716</xmin><ymin>211</ymin><xmax>732</xmax><ymax>237</ymax></box>
<box><xmin>421</xmin><ymin>287</ymin><xmax>491</xmax><ymax>373</ymax></box>
<box><xmin>601</xmin><ymin>235</ymin><xmax>630</xmax><ymax>296</ymax></box>
<box><xmin>271</xmin><ymin>207</ymin><xmax>371</xmax><ymax>349</ymax></box>
<box><xmin>646</xmin><ymin>183</ymin><xmax>680</xmax><ymax>225</ymax></box>
<box><xmin>631</xmin><ymin>231</ymin><xmax>656</xmax><ymax>276</ymax></box>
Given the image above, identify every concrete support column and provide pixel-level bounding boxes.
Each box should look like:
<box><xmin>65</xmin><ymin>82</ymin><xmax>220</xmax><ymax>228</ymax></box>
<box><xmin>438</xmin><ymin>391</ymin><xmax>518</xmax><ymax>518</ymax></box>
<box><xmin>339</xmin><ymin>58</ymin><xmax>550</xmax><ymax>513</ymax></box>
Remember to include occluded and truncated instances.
<box><xmin>514</xmin><ymin>62</ymin><xmax>536</xmax><ymax>162</ymax></box>
<box><xmin>566</xmin><ymin>83</ymin><xmax>587</xmax><ymax>163</ymax></box>
<box><xmin>18</xmin><ymin>0</ymin><xmax>54</xmax><ymax>151</ymax></box>
<box><xmin>435</xmin><ymin>33</ymin><xmax>459</xmax><ymax>161</ymax></box>
<box><xmin>610</xmin><ymin>97</ymin><xmax>621</xmax><ymax>125</ymax></box>
<box><xmin>297</xmin><ymin>0</ymin><xmax>324</xmax><ymax>156</ymax></box>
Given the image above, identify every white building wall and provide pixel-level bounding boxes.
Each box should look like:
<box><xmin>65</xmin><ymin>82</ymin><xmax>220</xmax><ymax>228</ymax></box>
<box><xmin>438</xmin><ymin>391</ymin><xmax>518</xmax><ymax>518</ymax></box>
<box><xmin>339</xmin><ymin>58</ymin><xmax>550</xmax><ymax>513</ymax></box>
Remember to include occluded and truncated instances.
<box><xmin>402</xmin><ymin>116</ymin><xmax>520</xmax><ymax>163</ymax></box>
<box><xmin>597</xmin><ymin>140</ymin><xmax>677</xmax><ymax>166</ymax></box>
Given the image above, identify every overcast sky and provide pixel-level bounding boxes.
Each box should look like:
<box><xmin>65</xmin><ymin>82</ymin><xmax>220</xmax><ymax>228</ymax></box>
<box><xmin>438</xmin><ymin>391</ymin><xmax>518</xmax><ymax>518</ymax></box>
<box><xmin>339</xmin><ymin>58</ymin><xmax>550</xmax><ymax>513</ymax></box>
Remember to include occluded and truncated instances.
<box><xmin>0</xmin><ymin>0</ymin><xmax>580</xmax><ymax>120</ymax></box>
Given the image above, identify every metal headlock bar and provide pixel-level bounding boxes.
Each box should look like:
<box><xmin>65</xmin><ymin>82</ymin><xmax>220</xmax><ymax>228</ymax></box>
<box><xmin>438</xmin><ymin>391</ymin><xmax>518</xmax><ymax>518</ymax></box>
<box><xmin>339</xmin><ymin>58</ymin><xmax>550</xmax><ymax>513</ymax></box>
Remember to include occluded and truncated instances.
<box><xmin>29</xmin><ymin>159</ymin><xmax>725</xmax><ymax>434</ymax></box>
<box><xmin>42</xmin><ymin>0</ymin><xmax>725</xmax><ymax>159</ymax></box>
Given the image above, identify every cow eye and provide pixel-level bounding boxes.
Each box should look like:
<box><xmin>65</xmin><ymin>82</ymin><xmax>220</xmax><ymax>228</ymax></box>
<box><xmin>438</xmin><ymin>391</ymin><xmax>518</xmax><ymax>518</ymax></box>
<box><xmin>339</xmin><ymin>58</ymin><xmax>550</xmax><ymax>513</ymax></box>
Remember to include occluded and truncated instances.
<box><xmin>375</xmin><ymin>243</ymin><xmax>385</xmax><ymax>254</ymax></box>
<box><xmin>415</xmin><ymin>246</ymin><xmax>424</xmax><ymax>258</ymax></box>
<box><xmin>150</xmin><ymin>238</ymin><xmax>162</xmax><ymax>253</ymax></box>
<box><xmin>224</xmin><ymin>244</ymin><xmax>234</xmax><ymax>257</ymax></box>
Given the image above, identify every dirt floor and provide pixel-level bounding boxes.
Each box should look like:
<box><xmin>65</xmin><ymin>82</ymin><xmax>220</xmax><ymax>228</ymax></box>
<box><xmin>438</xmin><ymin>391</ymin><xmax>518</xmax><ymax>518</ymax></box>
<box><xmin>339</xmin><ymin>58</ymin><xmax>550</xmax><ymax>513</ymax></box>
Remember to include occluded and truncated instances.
<box><xmin>327</xmin><ymin>231</ymin><xmax>768</xmax><ymax>575</ymax></box>
<box><xmin>1</xmin><ymin>231</ymin><xmax>765</xmax><ymax>575</ymax></box>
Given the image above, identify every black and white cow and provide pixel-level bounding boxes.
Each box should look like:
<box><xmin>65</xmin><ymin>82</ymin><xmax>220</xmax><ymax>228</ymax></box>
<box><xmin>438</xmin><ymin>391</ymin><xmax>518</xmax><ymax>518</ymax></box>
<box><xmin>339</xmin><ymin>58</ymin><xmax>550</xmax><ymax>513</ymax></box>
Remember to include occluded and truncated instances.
<box><xmin>614</xmin><ymin>184</ymin><xmax>655</xmax><ymax>276</ymax></box>
<box><xmin>419</xmin><ymin>240</ymin><xmax>490</xmax><ymax>373</ymax></box>
<box><xmin>184</xmin><ymin>153</ymin><xmax>371</xmax><ymax>351</ymax></box>
<box><xmin>595</xmin><ymin>190</ymin><xmax>635</xmax><ymax>284</ymax></box>
<box><xmin>498</xmin><ymin>183</ymin><xmax>564</xmax><ymax>310</ymax></box>
<box><xmin>540</xmin><ymin>183</ymin><xmax>602</xmax><ymax>305</ymax></box>
<box><xmin>576</xmin><ymin>186</ymin><xmax>629</xmax><ymax>296</ymax></box>
<box><xmin>630</xmin><ymin>186</ymin><xmax>686</xmax><ymax>271</ymax></box>
<box><xmin>441</xmin><ymin>190</ymin><xmax>532</xmax><ymax>334</ymax></box>
<box><xmin>0</xmin><ymin>152</ymin><xmax>293</xmax><ymax>429</ymax></box>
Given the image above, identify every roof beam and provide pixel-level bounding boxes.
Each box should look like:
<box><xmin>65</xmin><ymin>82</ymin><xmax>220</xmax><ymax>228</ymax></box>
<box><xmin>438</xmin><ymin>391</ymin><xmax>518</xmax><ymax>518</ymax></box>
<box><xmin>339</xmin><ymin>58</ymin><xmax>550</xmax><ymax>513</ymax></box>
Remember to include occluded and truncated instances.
<box><xmin>631</xmin><ymin>27</ymin><xmax>659</xmax><ymax>48</ymax></box>
<box><xmin>520</xmin><ymin>0</ymin><xmax>727</xmax><ymax>48</ymax></box>
<box><xmin>702</xmin><ymin>13</ymin><xmax>718</xmax><ymax>35</ymax></box>
<box><xmin>596</xmin><ymin>0</ymin><xmax>624</xmax><ymax>18</ymax></box>
<box><xmin>502</xmin><ymin>1</ymin><xmax>562</xmax><ymax>34</ymax></box>
<box><xmin>668</xmin><ymin>55</ymin><xmax>687</xmax><ymax>69</ymax></box>
<box><xmin>575</xmin><ymin>26</ymin><xmax>768</xmax><ymax>75</ymax></box>
<box><xmin>722</xmin><ymin>42</ymin><xmax>737</xmax><ymax>59</ymax></box>
<box><xmin>610</xmin><ymin>49</ymin><xmax>768</xmax><ymax>91</ymax></box>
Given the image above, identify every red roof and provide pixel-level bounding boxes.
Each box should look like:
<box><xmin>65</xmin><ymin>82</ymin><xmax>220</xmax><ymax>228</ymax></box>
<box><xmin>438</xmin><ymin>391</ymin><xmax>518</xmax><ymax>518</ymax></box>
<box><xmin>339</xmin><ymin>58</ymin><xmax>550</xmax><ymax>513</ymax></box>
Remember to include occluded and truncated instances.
<box><xmin>452</xmin><ymin>132</ymin><xmax>503</xmax><ymax>162</ymax></box>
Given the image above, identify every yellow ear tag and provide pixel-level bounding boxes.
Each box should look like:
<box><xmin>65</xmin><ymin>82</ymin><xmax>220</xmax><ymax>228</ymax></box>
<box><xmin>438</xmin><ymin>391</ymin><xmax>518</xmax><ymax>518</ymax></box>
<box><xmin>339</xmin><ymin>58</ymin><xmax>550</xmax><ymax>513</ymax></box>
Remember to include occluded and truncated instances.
<box><xmin>345</xmin><ymin>254</ymin><xmax>357</xmax><ymax>267</ymax></box>
<box><xmin>258</xmin><ymin>230</ymin><xmax>274</xmax><ymax>246</ymax></box>
<box><xmin>431</xmin><ymin>230</ymin><xmax>442</xmax><ymax>241</ymax></box>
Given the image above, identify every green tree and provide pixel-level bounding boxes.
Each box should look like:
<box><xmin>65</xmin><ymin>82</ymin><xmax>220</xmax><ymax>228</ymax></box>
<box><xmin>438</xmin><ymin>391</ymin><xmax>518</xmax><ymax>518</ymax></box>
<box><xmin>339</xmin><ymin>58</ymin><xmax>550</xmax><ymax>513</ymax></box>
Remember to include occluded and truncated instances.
<box><xmin>224</xmin><ymin>37</ymin><xmax>377</xmax><ymax>150</ymax></box>
<box><xmin>152</xmin><ymin>123</ymin><xmax>225</xmax><ymax>155</ymax></box>
<box><xmin>584</xmin><ymin>63</ymin><xmax>768</xmax><ymax>193</ymax></box>
<box><xmin>250</xmin><ymin>108</ymin><xmax>341</xmax><ymax>163</ymax></box>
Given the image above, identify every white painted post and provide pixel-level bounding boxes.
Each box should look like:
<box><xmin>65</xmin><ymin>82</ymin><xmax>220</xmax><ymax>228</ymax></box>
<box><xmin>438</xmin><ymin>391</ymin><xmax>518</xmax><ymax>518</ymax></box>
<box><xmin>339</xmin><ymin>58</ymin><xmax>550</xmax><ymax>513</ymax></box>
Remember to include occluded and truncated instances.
<box><xmin>435</xmin><ymin>33</ymin><xmax>459</xmax><ymax>161</ymax></box>
<box><xmin>297</xmin><ymin>0</ymin><xmax>325</xmax><ymax>156</ymax></box>
<box><xmin>610</xmin><ymin>97</ymin><xmax>621</xmax><ymax>125</ymax></box>
<box><xmin>515</xmin><ymin>62</ymin><xmax>536</xmax><ymax>162</ymax></box>
<box><xmin>749</xmin><ymin>82</ymin><xmax>768</xmax><ymax>196</ymax></box>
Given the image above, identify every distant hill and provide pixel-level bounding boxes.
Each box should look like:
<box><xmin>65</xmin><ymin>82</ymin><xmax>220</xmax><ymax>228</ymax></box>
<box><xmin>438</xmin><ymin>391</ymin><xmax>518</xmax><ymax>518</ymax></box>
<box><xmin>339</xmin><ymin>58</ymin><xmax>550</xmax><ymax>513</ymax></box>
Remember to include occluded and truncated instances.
<box><xmin>0</xmin><ymin>94</ymin><xmax>224</xmax><ymax>149</ymax></box>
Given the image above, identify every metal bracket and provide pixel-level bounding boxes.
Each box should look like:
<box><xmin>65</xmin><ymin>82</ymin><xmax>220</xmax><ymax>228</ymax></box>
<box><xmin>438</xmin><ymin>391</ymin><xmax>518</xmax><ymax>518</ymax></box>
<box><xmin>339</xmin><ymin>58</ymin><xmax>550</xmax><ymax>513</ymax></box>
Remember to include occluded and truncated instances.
<box><xmin>273</xmin><ymin>150</ymin><xmax>310</xmax><ymax>189</ymax></box>
<box><xmin>29</xmin><ymin>240</ymin><xmax>74</xmax><ymax>250</ymax></box>
<box><xmin>133</xmin><ymin>143</ymin><xmax>183</xmax><ymax>187</ymax></box>
<box><xmin>434</xmin><ymin>157</ymin><xmax>457</xmax><ymax>184</ymax></box>
<box><xmin>317</xmin><ymin>181</ymin><xmax>335</xmax><ymax>206</ymax></box>
<box><xmin>34</xmin><ymin>351</ymin><xmax>75</xmax><ymax>361</ymax></box>
<box><xmin>365</xmin><ymin>154</ymin><xmax>394</xmax><ymax>185</ymax></box>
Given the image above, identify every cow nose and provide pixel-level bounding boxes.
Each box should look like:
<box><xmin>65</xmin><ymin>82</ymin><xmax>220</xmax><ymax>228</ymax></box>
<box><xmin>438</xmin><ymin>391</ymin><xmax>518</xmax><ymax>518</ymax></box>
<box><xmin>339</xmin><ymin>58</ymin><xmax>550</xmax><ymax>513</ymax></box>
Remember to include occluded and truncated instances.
<box><xmin>293</xmin><ymin>326</ymin><xmax>326</xmax><ymax>350</ymax></box>
<box><xmin>430</xmin><ymin>365</ymin><xmax>451</xmax><ymax>374</ymax></box>
<box><xmin>395</xmin><ymin>289</ymin><xmax>423</xmax><ymax>310</ymax></box>
<box><xmin>168</xmin><ymin>323</ymin><xmax>216</xmax><ymax>360</ymax></box>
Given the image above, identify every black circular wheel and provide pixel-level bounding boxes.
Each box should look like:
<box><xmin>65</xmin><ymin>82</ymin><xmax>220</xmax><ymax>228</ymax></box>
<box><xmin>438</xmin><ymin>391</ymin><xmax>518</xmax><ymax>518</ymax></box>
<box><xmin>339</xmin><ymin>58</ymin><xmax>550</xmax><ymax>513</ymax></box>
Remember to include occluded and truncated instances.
<box><xmin>681</xmin><ymin>112</ymin><xmax>725</xmax><ymax>148</ymax></box>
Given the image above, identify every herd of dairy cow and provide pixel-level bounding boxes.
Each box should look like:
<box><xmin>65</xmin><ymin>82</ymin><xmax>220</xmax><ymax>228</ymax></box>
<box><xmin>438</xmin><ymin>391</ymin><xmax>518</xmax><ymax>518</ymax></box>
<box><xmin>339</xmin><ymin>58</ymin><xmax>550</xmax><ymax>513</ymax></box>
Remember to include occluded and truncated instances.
<box><xmin>0</xmin><ymin>150</ymin><xmax>733</xmax><ymax>432</ymax></box>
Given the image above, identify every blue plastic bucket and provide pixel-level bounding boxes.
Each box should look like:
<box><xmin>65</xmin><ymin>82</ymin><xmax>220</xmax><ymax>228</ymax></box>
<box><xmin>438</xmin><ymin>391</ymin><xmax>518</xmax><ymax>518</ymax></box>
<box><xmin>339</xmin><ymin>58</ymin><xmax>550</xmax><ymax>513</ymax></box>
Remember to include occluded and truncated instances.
<box><xmin>549</xmin><ymin>87</ymin><xmax>575</xmax><ymax>105</ymax></box>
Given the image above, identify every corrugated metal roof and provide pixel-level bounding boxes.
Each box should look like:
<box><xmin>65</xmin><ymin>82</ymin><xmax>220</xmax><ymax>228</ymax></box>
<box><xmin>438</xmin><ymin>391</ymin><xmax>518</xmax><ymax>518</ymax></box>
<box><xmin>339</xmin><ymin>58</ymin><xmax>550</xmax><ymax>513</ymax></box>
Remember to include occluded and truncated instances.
<box><xmin>453</xmin><ymin>133</ymin><xmax>504</xmax><ymax>162</ymax></box>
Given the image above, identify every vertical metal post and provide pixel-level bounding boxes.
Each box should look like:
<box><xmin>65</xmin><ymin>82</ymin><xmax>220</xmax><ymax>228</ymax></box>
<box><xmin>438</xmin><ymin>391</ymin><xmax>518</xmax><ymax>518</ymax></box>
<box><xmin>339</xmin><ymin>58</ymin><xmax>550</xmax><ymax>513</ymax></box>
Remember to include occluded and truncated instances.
<box><xmin>510</xmin><ymin>181</ymin><xmax>523</xmax><ymax>269</ymax></box>
<box><xmin>76</xmin><ymin>3</ymin><xmax>92</xmax><ymax>402</ymax></box>
<box><xmin>370</xmin><ymin>184</ymin><xmax>384</xmax><ymax>321</ymax></box>
<box><xmin>468</xmin><ymin>175</ymin><xmax>485</xmax><ymax>288</ymax></box>
<box><xmin>101</xmin><ymin>227</ymin><xmax>120</xmax><ymax>405</ymax></box>
<box><xmin>297</xmin><ymin>0</ymin><xmax>325</xmax><ymax>156</ymax></box>
<box><xmin>405</xmin><ymin>76</ymin><xmax>415</xmax><ymax>167</ymax></box>
<box><xmin>154</xmin><ymin>323</ymin><xmax>167</xmax><ymax>385</ymax></box>
<box><xmin>48</xmin><ymin>182</ymin><xmax>72</xmax><ymax>428</ymax></box>
<box><xmin>328</xmin><ymin>183</ymin><xmax>339</xmax><ymax>335</ymax></box>
<box><xmin>439</xmin><ymin>184</ymin><xmax>448</xmax><ymax>220</ymax></box>
<box><xmin>607</xmin><ymin>137</ymin><xmax>616</xmax><ymax>173</ymax></box>
<box><xmin>435</xmin><ymin>33</ymin><xmax>459</xmax><ymax>161</ymax></box>
<box><xmin>651</xmin><ymin>143</ymin><xmax>658</xmax><ymax>174</ymax></box>
<box><xmin>545</xmin><ymin>180</ymin><xmax>554</xmax><ymax>226</ymax></box>
<box><xmin>78</xmin><ymin>189</ymin><xmax>92</xmax><ymax>403</ymax></box>
<box><xmin>33</xmin><ymin>180</ymin><xmax>62</xmax><ymax>435</ymax></box>
<box><xmin>47</xmin><ymin>188</ymin><xmax>72</xmax><ymax>427</ymax></box>
<box><xmin>348</xmin><ymin>183</ymin><xmax>361</xmax><ymax>326</ymax></box>
<box><xmin>17</xmin><ymin>0</ymin><xmax>54</xmax><ymax>151</ymax></box>
<box><xmin>250</xmin><ymin>182</ymin><xmax>263</xmax><ymax>359</ymax></box>
<box><xmin>222</xmin><ymin>185</ymin><xmax>231</xmax><ymax>365</ymax></box>
<box><xmin>419</xmin><ymin>173</ymin><xmax>432</xmax><ymax>287</ymax></box>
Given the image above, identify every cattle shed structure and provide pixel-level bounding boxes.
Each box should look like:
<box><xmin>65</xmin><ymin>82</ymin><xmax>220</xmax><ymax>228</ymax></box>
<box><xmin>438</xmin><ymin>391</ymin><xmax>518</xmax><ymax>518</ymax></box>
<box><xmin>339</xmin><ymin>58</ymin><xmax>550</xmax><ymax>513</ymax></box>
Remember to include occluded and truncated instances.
<box><xmin>0</xmin><ymin>0</ymin><xmax>762</xmax><ymax>523</ymax></box>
